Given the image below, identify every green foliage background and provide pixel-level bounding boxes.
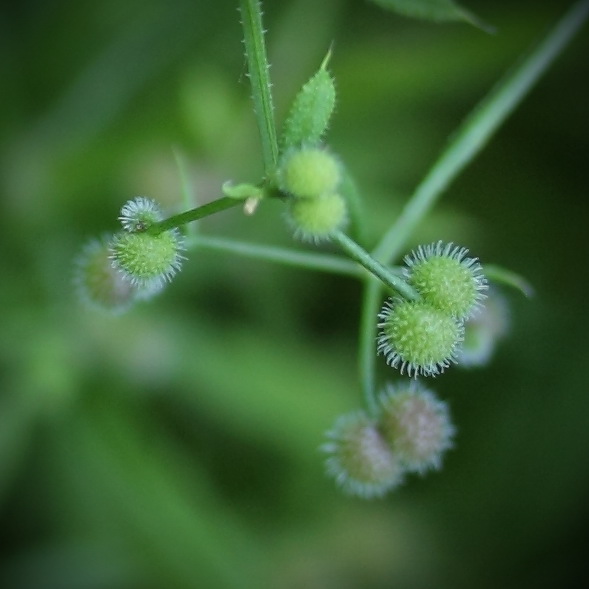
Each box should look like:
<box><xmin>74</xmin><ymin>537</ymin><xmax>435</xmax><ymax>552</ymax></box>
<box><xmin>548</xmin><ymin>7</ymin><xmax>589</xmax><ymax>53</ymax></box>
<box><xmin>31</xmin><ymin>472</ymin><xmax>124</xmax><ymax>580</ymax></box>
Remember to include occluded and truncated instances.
<box><xmin>1</xmin><ymin>1</ymin><xmax>588</xmax><ymax>587</ymax></box>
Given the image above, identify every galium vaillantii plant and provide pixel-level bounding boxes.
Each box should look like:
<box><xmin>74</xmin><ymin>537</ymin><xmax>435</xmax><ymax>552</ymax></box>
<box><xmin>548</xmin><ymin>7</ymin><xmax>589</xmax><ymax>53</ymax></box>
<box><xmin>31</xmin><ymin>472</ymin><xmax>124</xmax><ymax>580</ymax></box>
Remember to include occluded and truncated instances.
<box><xmin>75</xmin><ymin>0</ymin><xmax>587</xmax><ymax>498</ymax></box>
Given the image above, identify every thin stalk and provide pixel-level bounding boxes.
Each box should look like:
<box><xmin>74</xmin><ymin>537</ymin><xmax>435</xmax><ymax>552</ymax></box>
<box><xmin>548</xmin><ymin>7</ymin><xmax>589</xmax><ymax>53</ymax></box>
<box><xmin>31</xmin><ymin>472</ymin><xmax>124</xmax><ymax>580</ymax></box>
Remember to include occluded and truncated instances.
<box><xmin>331</xmin><ymin>231</ymin><xmax>419</xmax><ymax>300</ymax></box>
<box><xmin>172</xmin><ymin>146</ymin><xmax>198</xmax><ymax>237</ymax></box>
<box><xmin>147</xmin><ymin>197</ymin><xmax>240</xmax><ymax>235</ymax></box>
<box><xmin>358</xmin><ymin>282</ymin><xmax>382</xmax><ymax>416</ymax></box>
<box><xmin>186</xmin><ymin>234</ymin><xmax>362</xmax><ymax>277</ymax></box>
<box><xmin>240</xmin><ymin>0</ymin><xmax>279</xmax><ymax>176</ymax></box>
<box><xmin>359</xmin><ymin>0</ymin><xmax>589</xmax><ymax>407</ymax></box>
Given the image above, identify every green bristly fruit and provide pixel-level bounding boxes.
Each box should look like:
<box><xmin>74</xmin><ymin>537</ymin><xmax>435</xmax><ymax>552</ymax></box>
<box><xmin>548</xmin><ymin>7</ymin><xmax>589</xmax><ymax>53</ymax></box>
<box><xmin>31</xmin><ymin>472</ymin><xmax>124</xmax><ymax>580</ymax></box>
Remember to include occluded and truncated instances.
<box><xmin>280</xmin><ymin>52</ymin><xmax>336</xmax><ymax>150</ymax></box>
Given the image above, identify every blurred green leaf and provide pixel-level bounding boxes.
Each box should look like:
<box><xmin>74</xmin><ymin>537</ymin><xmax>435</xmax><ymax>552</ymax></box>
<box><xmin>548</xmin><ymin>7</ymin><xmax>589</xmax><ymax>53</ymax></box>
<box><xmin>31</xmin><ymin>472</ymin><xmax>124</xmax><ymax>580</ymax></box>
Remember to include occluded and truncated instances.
<box><xmin>484</xmin><ymin>264</ymin><xmax>535</xmax><ymax>298</ymax></box>
<box><xmin>368</xmin><ymin>0</ymin><xmax>492</xmax><ymax>31</ymax></box>
<box><xmin>0</xmin><ymin>394</ymin><xmax>37</xmax><ymax>504</ymax></box>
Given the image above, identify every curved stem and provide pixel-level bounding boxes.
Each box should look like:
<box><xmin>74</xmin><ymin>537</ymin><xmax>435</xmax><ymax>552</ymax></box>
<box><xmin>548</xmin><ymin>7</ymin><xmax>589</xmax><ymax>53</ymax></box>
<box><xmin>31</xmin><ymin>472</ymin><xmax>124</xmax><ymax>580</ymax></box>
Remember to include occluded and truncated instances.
<box><xmin>186</xmin><ymin>234</ymin><xmax>362</xmax><ymax>277</ymax></box>
<box><xmin>358</xmin><ymin>281</ymin><xmax>382</xmax><ymax>416</ymax></box>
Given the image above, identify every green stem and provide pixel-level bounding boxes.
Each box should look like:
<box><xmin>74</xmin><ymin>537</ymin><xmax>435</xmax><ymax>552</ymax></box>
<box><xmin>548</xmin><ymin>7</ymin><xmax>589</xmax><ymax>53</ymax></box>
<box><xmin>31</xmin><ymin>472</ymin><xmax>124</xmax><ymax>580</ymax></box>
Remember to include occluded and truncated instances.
<box><xmin>186</xmin><ymin>234</ymin><xmax>362</xmax><ymax>277</ymax></box>
<box><xmin>240</xmin><ymin>0</ymin><xmax>279</xmax><ymax>177</ymax></box>
<box><xmin>359</xmin><ymin>0</ymin><xmax>589</xmax><ymax>408</ymax></box>
<box><xmin>147</xmin><ymin>197</ymin><xmax>240</xmax><ymax>235</ymax></box>
<box><xmin>331</xmin><ymin>231</ymin><xmax>419</xmax><ymax>300</ymax></box>
<box><xmin>358</xmin><ymin>282</ymin><xmax>382</xmax><ymax>417</ymax></box>
<box><xmin>358</xmin><ymin>282</ymin><xmax>384</xmax><ymax>411</ymax></box>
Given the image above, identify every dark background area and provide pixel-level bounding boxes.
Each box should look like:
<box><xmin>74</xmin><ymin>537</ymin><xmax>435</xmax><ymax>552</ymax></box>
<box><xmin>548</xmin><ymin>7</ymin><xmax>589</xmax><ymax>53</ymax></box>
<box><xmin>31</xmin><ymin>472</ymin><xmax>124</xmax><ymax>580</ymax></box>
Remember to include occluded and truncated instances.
<box><xmin>1</xmin><ymin>1</ymin><xmax>588</xmax><ymax>587</ymax></box>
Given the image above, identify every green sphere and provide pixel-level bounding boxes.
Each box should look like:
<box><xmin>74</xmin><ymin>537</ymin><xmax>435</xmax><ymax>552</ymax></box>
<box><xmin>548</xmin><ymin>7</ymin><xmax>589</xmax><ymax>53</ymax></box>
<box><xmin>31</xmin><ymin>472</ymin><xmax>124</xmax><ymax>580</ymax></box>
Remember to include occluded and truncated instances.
<box><xmin>405</xmin><ymin>242</ymin><xmax>487</xmax><ymax>319</ymax></box>
<box><xmin>287</xmin><ymin>192</ymin><xmax>347</xmax><ymax>241</ymax></box>
<box><xmin>377</xmin><ymin>299</ymin><xmax>463</xmax><ymax>377</ymax></box>
<box><xmin>110</xmin><ymin>230</ymin><xmax>184</xmax><ymax>290</ymax></box>
<box><xmin>279</xmin><ymin>148</ymin><xmax>341</xmax><ymax>199</ymax></box>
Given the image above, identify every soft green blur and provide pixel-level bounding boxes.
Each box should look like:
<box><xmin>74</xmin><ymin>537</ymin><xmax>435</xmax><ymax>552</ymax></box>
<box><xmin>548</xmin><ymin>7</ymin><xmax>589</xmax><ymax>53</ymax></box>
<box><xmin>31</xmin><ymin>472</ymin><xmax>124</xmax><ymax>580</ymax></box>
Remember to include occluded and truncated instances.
<box><xmin>1</xmin><ymin>1</ymin><xmax>588</xmax><ymax>588</ymax></box>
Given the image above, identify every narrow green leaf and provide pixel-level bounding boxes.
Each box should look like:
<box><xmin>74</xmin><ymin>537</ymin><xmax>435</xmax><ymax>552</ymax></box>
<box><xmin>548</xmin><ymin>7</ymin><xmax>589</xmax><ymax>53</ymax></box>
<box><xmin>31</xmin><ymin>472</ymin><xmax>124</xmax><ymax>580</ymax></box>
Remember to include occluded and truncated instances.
<box><xmin>369</xmin><ymin>0</ymin><xmax>493</xmax><ymax>32</ymax></box>
<box><xmin>172</xmin><ymin>147</ymin><xmax>198</xmax><ymax>236</ymax></box>
<box><xmin>484</xmin><ymin>264</ymin><xmax>534</xmax><ymax>298</ymax></box>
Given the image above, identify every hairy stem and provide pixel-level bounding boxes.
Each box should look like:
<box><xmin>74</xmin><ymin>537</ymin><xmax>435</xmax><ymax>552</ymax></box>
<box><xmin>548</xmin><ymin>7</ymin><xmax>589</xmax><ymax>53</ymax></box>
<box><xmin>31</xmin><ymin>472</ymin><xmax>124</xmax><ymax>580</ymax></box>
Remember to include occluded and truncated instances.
<box><xmin>240</xmin><ymin>0</ymin><xmax>279</xmax><ymax>177</ymax></box>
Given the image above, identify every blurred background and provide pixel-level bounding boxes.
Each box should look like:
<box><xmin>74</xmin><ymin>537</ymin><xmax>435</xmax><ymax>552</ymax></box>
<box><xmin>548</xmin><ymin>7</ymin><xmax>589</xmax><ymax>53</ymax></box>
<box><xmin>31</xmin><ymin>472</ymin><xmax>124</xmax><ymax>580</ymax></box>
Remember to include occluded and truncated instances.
<box><xmin>1</xmin><ymin>0</ymin><xmax>588</xmax><ymax>587</ymax></box>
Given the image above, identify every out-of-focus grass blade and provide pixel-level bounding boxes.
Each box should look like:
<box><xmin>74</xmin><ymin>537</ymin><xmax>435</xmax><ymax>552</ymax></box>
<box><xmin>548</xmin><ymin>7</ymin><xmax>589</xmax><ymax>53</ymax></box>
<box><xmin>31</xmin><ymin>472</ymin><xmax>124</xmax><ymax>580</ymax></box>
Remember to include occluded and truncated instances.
<box><xmin>172</xmin><ymin>147</ymin><xmax>198</xmax><ymax>237</ymax></box>
<box><xmin>368</xmin><ymin>0</ymin><xmax>493</xmax><ymax>32</ymax></box>
<box><xmin>484</xmin><ymin>264</ymin><xmax>534</xmax><ymax>298</ymax></box>
<box><xmin>0</xmin><ymin>394</ymin><xmax>37</xmax><ymax>505</ymax></box>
